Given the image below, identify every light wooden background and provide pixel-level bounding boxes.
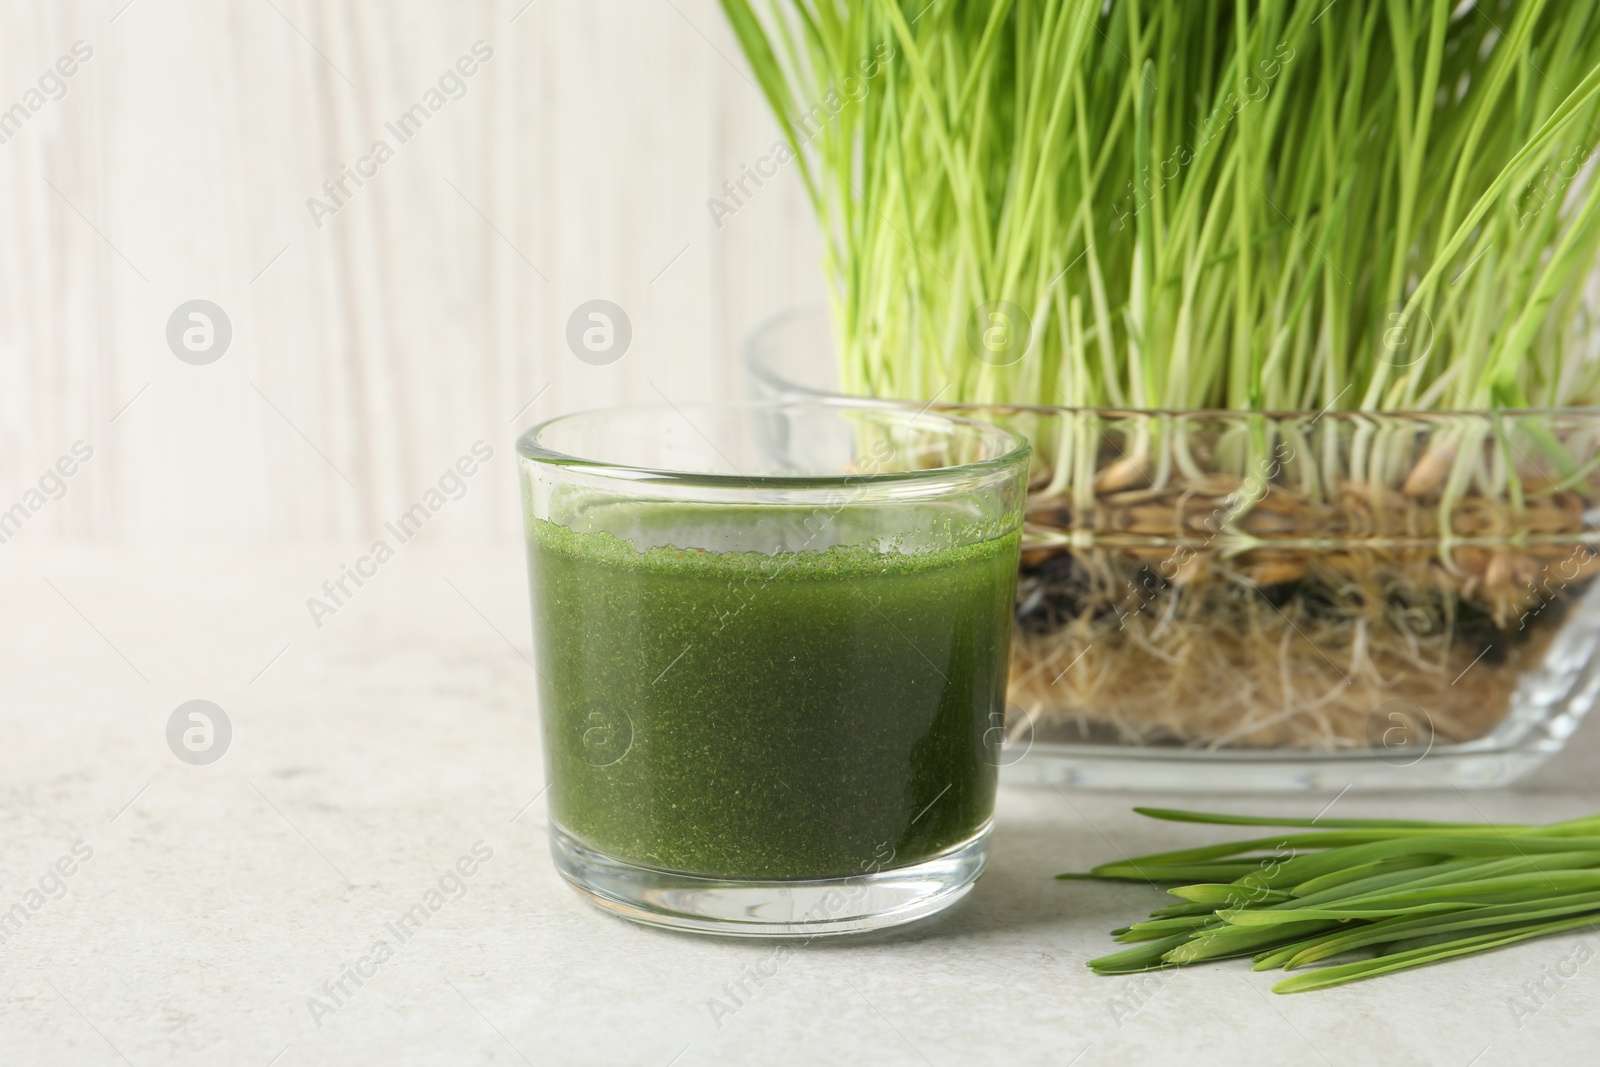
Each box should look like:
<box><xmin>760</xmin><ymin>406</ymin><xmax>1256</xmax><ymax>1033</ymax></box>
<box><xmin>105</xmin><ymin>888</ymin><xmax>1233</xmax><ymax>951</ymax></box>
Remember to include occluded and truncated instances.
<box><xmin>0</xmin><ymin>0</ymin><xmax>825</xmax><ymax>543</ymax></box>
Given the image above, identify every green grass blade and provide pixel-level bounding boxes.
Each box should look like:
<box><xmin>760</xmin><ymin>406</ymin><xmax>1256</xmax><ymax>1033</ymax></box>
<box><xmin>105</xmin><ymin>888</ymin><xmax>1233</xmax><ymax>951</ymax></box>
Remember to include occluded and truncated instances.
<box><xmin>1284</xmin><ymin>893</ymin><xmax>1600</xmax><ymax>969</ymax></box>
<box><xmin>1163</xmin><ymin>920</ymin><xmax>1339</xmax><ymax>964</ymax></box>
<box><xmin>1272</xmin><ymin>913</ymin><xmax>1600</xmax><ymax>994</ymax></box>
<box><xmin>1088</xmin><ymin>932</ymin><xmax>1196</xmax><ymax>974</ymax></box>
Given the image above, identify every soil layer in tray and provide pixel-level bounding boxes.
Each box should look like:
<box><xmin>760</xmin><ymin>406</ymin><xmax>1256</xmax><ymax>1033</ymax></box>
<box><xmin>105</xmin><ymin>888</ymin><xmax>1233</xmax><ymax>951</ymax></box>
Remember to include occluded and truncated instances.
<box><xmin>1009</xmin><ymin>539</ymin><xmax>1592</xmax><ymax>750</ymax></box>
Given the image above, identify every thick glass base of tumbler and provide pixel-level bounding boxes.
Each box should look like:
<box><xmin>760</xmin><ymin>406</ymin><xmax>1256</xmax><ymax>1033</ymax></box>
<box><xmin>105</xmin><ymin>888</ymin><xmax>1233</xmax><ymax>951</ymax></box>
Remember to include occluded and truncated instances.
<box><xmin>549</xmin><ymin>823</ymin><xmax>990</xmax><ymax>937</ymax></box>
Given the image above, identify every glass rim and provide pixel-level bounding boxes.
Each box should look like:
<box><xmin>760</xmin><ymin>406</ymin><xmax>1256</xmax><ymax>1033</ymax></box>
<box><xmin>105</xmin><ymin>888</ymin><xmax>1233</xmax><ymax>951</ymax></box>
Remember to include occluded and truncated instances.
<box><xmin>747</xmin><ymin>304</ymin><xmax>1600</xmax><ymax>421</ymax></box>
<box><xmin>516</xmin><ymin>397</ymin><xmax>1031</xmax><ymax>489</ymax></box>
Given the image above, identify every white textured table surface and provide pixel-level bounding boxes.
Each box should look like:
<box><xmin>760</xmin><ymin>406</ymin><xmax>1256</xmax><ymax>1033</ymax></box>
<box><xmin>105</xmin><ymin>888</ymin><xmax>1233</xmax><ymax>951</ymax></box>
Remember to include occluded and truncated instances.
<box><xmin>4</xmin><ymin>543</ymin><xmax>1600</xmax><ymax>1066</ymax></box>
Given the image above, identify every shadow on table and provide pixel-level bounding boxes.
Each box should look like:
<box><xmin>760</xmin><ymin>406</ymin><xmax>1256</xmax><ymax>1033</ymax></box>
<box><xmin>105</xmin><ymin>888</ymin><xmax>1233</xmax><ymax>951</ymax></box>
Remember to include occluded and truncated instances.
<box><xmin>634</xmin><ymin>814</ymin><xmax>1152</xmax><ymax>956</ymax></box>
<box><xmin>801</xmin><ymin>816</ymin><xmax>1154</xmax><ymax>951</ymax></box>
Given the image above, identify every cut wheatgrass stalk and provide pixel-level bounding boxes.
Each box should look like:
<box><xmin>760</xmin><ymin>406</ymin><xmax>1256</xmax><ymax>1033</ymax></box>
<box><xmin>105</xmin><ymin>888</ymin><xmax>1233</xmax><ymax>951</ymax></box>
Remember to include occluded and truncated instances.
<box><xmin>1272</xmin><ymin>914</ymin><xmax>1600</xmax><ymax>994</ymax></box>
<box><xmin>1255</xmin><ymin>891</ymin><xmax>1600</xmax><ymax>971</ymax></box>
<box><xmin>1065</xmin><ymin>807</ymin><xmax>1600</xmax><ymax>993</ymax></box>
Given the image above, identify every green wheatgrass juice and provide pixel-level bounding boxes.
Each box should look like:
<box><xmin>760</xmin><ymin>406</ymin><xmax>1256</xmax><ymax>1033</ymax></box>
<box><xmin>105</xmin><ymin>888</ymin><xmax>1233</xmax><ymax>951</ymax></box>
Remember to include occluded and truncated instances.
<box><xmin>528</xmin><ymin>505</ymin><xmax>1021</xmax><ymax>880</ymax></box>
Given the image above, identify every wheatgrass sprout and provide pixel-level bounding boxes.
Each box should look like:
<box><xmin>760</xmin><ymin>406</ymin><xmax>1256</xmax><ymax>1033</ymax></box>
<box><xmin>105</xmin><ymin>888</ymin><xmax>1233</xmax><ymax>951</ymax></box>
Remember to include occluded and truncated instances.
<box><xmin>723</xmin><ymin>1</ymin><xmax>1600</xmax><ymax>756</ymax></box>
<box><xmin>1064</xmin><ymin>807</ymin><xmax>1600</xmax><ymax>992</ymax></box>
<box><xmin>722</xmin><ymin>0</ymin><xmax>1600</xmax><ymax>418</ymax></box>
